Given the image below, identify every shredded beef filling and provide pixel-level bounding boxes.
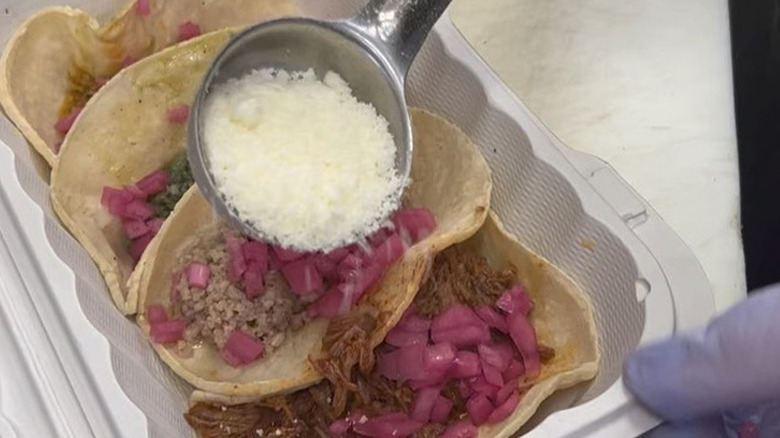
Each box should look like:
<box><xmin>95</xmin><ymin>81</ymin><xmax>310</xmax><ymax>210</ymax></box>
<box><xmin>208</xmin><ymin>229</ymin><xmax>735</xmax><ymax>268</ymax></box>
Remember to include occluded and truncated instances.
<box><xmin>415</xmin><ymin>247</ymin><xmax>516</xmax><ymax>317</ymax></box>
<box><xmin>185</xmin><ymin>246</ymin><xmax>553</xmax><ymax>438</ymax></box>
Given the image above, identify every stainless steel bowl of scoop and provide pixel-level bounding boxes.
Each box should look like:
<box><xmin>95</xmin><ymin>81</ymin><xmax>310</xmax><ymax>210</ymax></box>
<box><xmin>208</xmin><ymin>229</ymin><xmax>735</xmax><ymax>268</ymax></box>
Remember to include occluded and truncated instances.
<box><xmin>188</xmin><ymin>0</ymin><xmax>452</xmax><ymax>249</ymax></box>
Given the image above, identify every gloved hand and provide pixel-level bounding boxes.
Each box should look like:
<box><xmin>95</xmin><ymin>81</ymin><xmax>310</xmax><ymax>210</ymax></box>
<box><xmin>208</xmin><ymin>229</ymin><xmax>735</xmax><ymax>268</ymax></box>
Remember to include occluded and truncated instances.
<box><xmin>623</xmin><ymin>283</ymin><xmax>780</xmax><ymax>438</ymax></box>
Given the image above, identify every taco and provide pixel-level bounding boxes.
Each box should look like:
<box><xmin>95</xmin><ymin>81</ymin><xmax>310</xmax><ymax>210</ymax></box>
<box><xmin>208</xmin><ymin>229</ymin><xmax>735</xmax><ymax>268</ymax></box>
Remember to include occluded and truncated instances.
<box><xmin>49</xmin><ymin>30</ymin><xmax>239</xmax><ymax>314</ymax></box>
<box><xmin>135</xmin><ymin>108</ymin><xmax>493</xmax><ymax>399</ymax></box>
<box><xmin>0</xmin><ymin>0</ymin><xmax>297</xmax><ymax>166</ymax></box>
<box><xmin>184</xmin><ymin>212</ymin><xmax>600</xmax><ymax>438</ymax></box>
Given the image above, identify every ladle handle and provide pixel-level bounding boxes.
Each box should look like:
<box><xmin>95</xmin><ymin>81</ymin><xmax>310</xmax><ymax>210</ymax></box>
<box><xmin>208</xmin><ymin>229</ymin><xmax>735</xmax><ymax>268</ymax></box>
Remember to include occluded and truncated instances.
<box><xmin>353</xmin><ymin>0</ymin><xmax>453</xmax><ymax>79</ymax></box>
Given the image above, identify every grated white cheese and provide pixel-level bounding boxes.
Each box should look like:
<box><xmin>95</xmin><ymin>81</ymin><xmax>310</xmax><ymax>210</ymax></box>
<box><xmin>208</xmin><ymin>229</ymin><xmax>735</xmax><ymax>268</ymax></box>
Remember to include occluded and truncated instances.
<box><xmin>203</xmin><ymin>68</ymin><xmax>403</xmax><ymax>251</ymax></box>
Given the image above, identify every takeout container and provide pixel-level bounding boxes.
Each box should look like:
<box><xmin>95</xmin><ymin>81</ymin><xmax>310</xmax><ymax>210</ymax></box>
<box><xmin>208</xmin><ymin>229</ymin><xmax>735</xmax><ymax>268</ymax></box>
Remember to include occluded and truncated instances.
<box><xmin>0</xmin><ymin>0</ymin><xmax>716</xmax><ymax>437</ymax></box>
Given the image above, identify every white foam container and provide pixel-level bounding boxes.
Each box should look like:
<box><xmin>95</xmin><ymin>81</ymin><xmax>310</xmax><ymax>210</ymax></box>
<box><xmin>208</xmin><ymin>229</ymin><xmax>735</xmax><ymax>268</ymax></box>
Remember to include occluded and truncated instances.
<box><xmin>0</xmin><ymin>1</ymin><xmax>715</xmax><ymax>437</ymax></box>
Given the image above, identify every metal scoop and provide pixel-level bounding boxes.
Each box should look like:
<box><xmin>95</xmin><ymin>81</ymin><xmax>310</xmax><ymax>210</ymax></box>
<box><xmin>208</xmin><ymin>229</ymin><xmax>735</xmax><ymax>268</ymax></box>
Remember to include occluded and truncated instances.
<box><xmin>188</xmin><ymin>0</ymin><xmax>452</xmax><ymax>249</ymax></box>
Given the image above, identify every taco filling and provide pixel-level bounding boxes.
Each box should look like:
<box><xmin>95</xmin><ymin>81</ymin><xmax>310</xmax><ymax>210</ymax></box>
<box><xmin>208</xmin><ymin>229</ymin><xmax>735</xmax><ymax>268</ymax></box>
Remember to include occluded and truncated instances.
<box><xmin>185</xmin><ymin>246</ymin><xmax>554</xmax><ymax>437</ymax></box>
<box><xmin>100</xmin><ymin>152</ymin><xmax>194</xmax><ymax>263</ymax></box>
<box><xmin>146</xmin><ymin>208</ymin><xmax>436</xmax><ymax>368</ymax></box>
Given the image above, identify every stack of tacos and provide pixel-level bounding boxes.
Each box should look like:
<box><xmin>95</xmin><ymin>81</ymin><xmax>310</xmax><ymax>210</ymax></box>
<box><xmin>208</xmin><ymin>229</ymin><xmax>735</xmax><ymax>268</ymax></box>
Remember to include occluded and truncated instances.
<box><xmin>1</xmin><ymin>1</ymin><xmax>601</xmax><ymax>437</ymax></box>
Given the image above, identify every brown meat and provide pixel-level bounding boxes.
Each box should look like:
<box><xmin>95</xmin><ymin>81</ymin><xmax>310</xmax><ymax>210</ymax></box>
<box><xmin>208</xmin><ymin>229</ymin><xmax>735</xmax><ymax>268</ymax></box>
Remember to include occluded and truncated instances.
<box><xmin>172</xmin><ymin>227</ymin><xmax>306</xmax><ymax>353</ymax></box>
<box><xmin>311</xmin><ymin>306</ymin><xmax>379</xmax><ymax>416</ymax></box>
<box><xmin>415</xmin><ymin>247</ymin><xmax>516</xmax><ymax>317</ymax></box>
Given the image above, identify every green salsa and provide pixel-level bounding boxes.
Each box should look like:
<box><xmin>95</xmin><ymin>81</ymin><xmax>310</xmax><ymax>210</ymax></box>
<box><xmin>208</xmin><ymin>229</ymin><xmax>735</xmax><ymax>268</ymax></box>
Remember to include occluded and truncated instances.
<box><xmin>149</xmin><ymin>153</ymin><xmax>194</xmax><ymax>218</ymax></box>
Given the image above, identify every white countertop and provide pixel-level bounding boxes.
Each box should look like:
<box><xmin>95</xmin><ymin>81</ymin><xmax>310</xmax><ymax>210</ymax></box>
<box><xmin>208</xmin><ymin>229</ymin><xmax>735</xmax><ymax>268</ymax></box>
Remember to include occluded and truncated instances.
<box><xmin>450</xmin><ymin>0</ymin><xmax>744</xmax><ymax>311</ymax></box>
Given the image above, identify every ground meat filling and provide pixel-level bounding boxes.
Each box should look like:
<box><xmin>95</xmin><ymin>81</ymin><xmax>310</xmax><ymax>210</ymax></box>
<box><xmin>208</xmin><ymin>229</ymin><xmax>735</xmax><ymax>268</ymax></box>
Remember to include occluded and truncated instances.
<box><xmin>185</xmin><ymin>246</ymin><xmax>553</xmax><ymax>437</ymax></box>
<box><xmin>171</xmin><ymin>228</ymin><xmax>306</xmax><ymax>352</ymax></box>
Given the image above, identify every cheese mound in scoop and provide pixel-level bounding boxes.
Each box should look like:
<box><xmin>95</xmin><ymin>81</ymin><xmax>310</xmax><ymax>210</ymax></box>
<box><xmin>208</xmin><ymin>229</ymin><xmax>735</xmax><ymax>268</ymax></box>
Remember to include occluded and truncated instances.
<box><xmin>203</xmin><ymin>69</ymin><xmax>403</xmax><ymax>251</ymax></box>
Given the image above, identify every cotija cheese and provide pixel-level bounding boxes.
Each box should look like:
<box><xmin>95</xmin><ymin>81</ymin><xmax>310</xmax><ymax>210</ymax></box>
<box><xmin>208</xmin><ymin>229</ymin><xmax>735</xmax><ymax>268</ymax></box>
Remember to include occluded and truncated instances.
<box><xmin>202</xmin><ymin>69</ymin><xmax>403</xmax><ymax>251</ymax></box>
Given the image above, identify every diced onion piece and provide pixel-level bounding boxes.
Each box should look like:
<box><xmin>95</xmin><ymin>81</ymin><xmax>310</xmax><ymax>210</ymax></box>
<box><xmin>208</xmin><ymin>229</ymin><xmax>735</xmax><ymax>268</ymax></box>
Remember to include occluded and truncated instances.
<box><xmin>135</xmin><ymin>0</ymin><xmax>150</xmax><ymax>16</ymax></box>
<box><xmin>178</xmin><ymin>21</ymin><xmax>201</xmax><ymax>41</ymax></box>
<box><xmin>431</xmin><ymin>305</ymin><xmax>490</xmax><ymax>347</ymax></box>
<box><xmin>186</xmin><ymin>262</ymin><xmax>210</xmax><ymax>289</ymax></box>
<box><xmin>281</xmin><ymin>257</ymin><xmax>323</xmax><ymax>296</ymax></box>
<box><xmin>225</xmin><ymin>234</ymin><xmax>246</xmax><ymax>284</ymax></box>
<box><xmin>439</xmin><ymin>420</ymin><xmax>477</xmax><ymax>438</ymax></box>
<box><xmin>146</xmin><ymin>304</ymin><xmax>167</xmax><ymax>325</ymax></box>
<box><xmin>124</xmin><ymin>199</ymin><xmax>155</xmax><ymax>220</ymax></box>
<box><xmin>475</xmin><ymin>305</ymin><xmax>508</xmax><ymax>333</ymax></box>
<box><xmin>352</xmin><ymin>413</ymin><xmax>422</xmax><ymax>438</ymax></box>
<box><xmin>466</xmin><ymin>394</ymin><xmax>494</xmax><ymax>426</ymax></box>
<box><xmin>496</xmin><ymin>285</ymin><xmax>532</xmax><ymax>315</ymax></box>
<box><xmin>430</xmin><ymin>396</ymin><xmax>453</xmax><ymax>424</ymax></box>
<box><xmin>506</xmin><ymin>311</ymin><xmax>541</xmax><ymax>378</ymax></box>
<box><xmin>424</xmin><ymin>342</ymin><xmax>456</xmax><ymax>374</ymax></box>
<box><xmin>385</xmin><ymin>326</ymin><xmax>428</xmax><ymax>347</ymax></box>
<box><xmin>268</xmin><ymin>250</ymin><xmax>282</xmax><ymax>270</ymax></box>
<box><xmin>340</xmin><ymin>262</ymin><xmax>383</xmax><ymax>305</ymax></box>
<box><xmin>397</xmin><ymin>344</ymin><xmax>427</xmax><ymax>382</ymax></box>
<box><xmin>167</xmin><ymin>105</ymin><xmax>190</xmax><ymax>124</ymax></box>
<box><xmin>147</xmin><ymin>218</ymin><xmax>165</xmax><ymax>233</ymax></box>
<box><xmin>487</xmin><ymin>392</ymin><xmax>520</xmax><ymax>424</ymax></box>
<box><xmin>503</xmin><ymin>359</ymin><xmax>526</xmax><ymax>382</ymax></box>
<box><xmin>124</xmin><ymin>184</ymin><xmax>146</xmax><ymax>200</ymax></box>
<box><xmin>495</xmin><ymin>379</ymin><xmax>518</xmax><ymax>406</ymax></box>
<box><xmin>136</xmin><ymin>170</ymin><xmax>170</xmax><ymax>196</ymax></box>
<box><xmin>367</xmin><ymin>227</ymin><xmax>392</xmax><ymax>248</ymax></box>
<box><xmin>242</xmin><ymin>241</ymin><xmax>269</xmax><ymax>265</ymax></box>
<box><xmin>149</xmin><ymin>319</ymin><xmax>186</xmax><ymax>344</ymax></box>
<box><xmin>307</xmin><ymin>287</ymin><xmax>349</xmax><ymax>318</ymax></box>
<box><xmin>54</xmin><ymin>106</ymin><xmax>82</xmax><ymax>134</ymax></box>
<box><xmin>221</xmin><ymin>330</ymin><xmax>265</xmax><ymax>366</ymax></box>
<box><xmin>378</xmin><ymin>348</ymin><xmax>403</xmax><ymax>381</ymax></box>
<box><xmin>391</xmin><ymin>208</ymin><xmax>436</xmax><ymax>244</ymax></box>
<box><xmin>379</xmin><ymin>344</ymin><xmax>429</xmax><ymax>383</ymax></box>
<box><xmin>372</xmin><ymin>232</ymin><xmax>405</xmax><ymax>269</ymax></box>
<box><xmin>493</xmin><ymin>342</ymin><xmax>516</xmax><ymax>364</ymax></box>
<box><xmin>272</xmin><ymin>245</ymin><xmax>306</xmax><ymax>262</ymax></box>
<box><xmin>410</xmin><ymin>344</ymin><xmax>453</xmax><ymax>388</ymax></box>
<box><xmin>482</xmin><ymin>363</ymin><xmax>504</xmax><ymax>387</ymax></box>
<box><xmin>397</xmin><ymin>308</ymin><xmax>431</xmax><ymax>333</ymax></box>
<box><xmin>410</xmin><ymin>387</ymin><xmax>440</xmax><ymax>423</ymax></box>
<box><xmin>468</xmin><ymin>375</ymin><xmax>500</xmax><ymax>402</ymax></box>
<box><xmin>431</xmin><ymin>324</ymin><xmax>491</xmax><ymax>348</ymax></box>
<box><xmin>243</xmin><ymin>262</ymin><xmax>265</xmax><ymax>299</ymax></box>
<box><xmin>123</xmin><ymin>219</ymin><xmax>150</xmax><ymax>240</ymax></box>
<box><xmin>478</xmin><ymin>344</ymin><xmax>511</xmax><ymax>372</ymax></box>
<box><xmin>326</xmin><ymin>247</ymin><xmax>350</xmax><ymax>263</ymax></box>
<box><xmin>100</xmin><ymin>186</ymin><xmax>132</xmax><ymax>217</ymax></box>
<box><xmin>313</xmin><ymin>254</ymin><xmax>338</xmax><ymax>281</ymax></box>
<box><xmin>329</xmin><ymin>419</ymin><xmax>351</xmax><ymax>435</ymax></box>
<box><xmin>449</xmin><ymin>351</ymin><xmax>481</xmax><ymax>378</ymax></box>
<box><xmin>102</xmin><ymin>186</ymin><xmax>132</xmax><ymax>217</ymax></box>
<box><xmin>129</xmin><ymin>233</ymin><xmax>154</xmax><ymax>261</ymax></box>
<box><xmin>101</xmin><ymin>186</ymin><xmax>127</xmax><ymax>207</ymax></box>
<box><xmin>337</xmin><ymin>253</ymin><xmax>364</xmax><ymax>281</ymax></box>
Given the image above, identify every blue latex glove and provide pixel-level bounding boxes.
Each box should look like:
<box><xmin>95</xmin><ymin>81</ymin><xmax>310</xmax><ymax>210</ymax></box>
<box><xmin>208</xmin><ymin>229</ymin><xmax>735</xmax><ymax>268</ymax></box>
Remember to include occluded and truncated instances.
<box><xmin>623</xmin><ymin>284</ymin><xmax>780</xmax><ymax>438</ymax></box>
